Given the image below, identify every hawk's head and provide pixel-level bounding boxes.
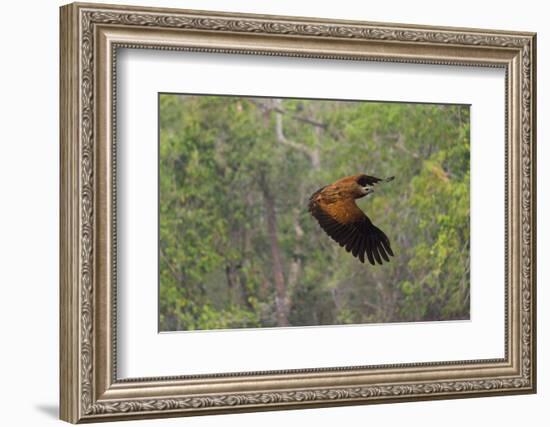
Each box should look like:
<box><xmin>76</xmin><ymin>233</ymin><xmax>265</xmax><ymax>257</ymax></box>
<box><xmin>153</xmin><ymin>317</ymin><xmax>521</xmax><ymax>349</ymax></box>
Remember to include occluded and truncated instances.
<box><xmin>356</xmin><ymin>175</ymin><xmax>374</xmax><ymax>197</ymax></box>
<box><xmin>355</xmin><ymin>174</ymin><xmax>394</xmax><ymax>198</ymax></box>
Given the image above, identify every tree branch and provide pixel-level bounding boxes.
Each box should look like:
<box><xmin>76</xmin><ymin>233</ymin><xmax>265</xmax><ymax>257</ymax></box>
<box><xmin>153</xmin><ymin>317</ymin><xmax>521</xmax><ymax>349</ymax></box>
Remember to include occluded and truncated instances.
<box><xmin>249</xmin><ymin>98</ymin><xmax>328</xmax><ymax>129</ymax></box>
<box><xmin>272</xmin><ymin>100</ymin><xmax>321</xmax><ymax>169</ymax></box>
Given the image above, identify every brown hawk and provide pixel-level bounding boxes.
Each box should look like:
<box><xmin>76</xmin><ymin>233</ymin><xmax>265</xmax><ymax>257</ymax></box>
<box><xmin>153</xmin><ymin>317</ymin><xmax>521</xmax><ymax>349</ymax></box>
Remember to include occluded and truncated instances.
<box><xmin>308</xmin><ymin>174</ymin><xmax>394</xmax><ymax>265</ymax></box>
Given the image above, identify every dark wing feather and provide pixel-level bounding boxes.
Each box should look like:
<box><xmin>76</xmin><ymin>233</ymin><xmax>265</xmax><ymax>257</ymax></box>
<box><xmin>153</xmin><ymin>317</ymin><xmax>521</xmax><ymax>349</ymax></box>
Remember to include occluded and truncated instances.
<box><xmin>308</xmin><ymin>193</ymin><xmax>394</xmax><ymax>265</ymax></box>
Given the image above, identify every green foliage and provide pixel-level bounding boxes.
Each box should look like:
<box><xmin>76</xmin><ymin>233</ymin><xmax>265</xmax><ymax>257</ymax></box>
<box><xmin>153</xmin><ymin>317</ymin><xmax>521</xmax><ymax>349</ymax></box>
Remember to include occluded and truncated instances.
<box><xmin>159</xmin><ymin>94</ymin><xmax>470</xmax><ymax>331</ymax></box>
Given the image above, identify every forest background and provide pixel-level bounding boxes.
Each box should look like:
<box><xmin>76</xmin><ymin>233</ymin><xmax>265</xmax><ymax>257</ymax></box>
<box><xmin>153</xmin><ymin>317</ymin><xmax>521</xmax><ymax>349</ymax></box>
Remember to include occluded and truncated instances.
<box><xmin>159</xmin><ymin>94</ymin><xmax>470</xmax><ymax>331</ymax></box>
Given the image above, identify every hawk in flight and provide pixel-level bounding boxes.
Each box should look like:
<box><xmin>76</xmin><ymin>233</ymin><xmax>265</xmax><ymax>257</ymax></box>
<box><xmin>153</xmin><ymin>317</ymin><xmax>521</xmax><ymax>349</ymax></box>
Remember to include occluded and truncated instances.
<box><xmin>308</xmin><ymin>174</ymin><xmax>394</xmax><ymax>265</ymax></box>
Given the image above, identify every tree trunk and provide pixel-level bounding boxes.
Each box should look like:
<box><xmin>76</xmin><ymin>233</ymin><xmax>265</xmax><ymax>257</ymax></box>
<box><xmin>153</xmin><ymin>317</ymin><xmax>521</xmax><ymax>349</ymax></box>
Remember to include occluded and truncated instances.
<box><xmin>287</xmin><ymin>211</ymin><xmax>304</xmax><ymax>296</ymax></box>
<box><xmin>260</xmin><ymin>175</ymin><xmax>289</xmax><ymax>326</ymax></box>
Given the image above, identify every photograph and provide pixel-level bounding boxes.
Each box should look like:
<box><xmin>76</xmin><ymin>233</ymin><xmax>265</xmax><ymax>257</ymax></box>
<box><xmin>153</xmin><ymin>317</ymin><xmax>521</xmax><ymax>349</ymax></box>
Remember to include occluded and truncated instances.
<box><xmin>158</xmin><ymin>94</ymin><xmax>471</xmax><ymax>332</ymax></box>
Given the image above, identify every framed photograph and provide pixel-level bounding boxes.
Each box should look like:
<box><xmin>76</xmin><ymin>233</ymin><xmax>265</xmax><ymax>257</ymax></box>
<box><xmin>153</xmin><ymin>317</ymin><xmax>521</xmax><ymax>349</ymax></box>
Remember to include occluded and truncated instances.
<box><xmin>60</xmin><ymin>2</ymin><xmax>537</xmax><ymax>423</ymax></box>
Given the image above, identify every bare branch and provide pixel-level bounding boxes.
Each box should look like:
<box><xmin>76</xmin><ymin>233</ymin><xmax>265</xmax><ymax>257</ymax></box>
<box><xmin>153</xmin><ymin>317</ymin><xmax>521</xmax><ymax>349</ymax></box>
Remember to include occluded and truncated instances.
<box><xmin>275</xmin><ymin>112</ymin><xmax>318</xmax><ymax>157</ymax></box>
<box><xmin>249</xmin><ymin>98</ymin><xmax>328</xmax><ymax>129</ymax></box>
<box><xmin>272</xmin><ymin>100</ymin><xmax>321</xmax><ymax>169</ymax></box>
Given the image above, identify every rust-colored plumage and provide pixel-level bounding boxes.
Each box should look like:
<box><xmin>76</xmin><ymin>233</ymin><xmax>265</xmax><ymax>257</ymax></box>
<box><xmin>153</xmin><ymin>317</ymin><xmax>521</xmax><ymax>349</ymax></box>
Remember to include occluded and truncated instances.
<box><xmin>308</xmin><ymin>174</ymin><xmax>394</xmax><ymax>265</ymax></box>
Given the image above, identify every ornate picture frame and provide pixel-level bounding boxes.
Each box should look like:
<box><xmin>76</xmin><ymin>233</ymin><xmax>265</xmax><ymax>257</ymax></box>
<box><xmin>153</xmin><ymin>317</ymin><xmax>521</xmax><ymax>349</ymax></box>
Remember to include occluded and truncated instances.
<box><xmin>60</xmin><ymin>2</ymin><xmax>536</xmax><ymax>423</ymax></box>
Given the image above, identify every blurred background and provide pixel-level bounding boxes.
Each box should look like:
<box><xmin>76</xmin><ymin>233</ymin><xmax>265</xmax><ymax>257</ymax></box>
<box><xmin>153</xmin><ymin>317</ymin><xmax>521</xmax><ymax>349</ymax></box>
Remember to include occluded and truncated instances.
<box><xmin>159</xmin><ymin>94</ymin><xmax>470</xmax><ymax>331</ymax></box>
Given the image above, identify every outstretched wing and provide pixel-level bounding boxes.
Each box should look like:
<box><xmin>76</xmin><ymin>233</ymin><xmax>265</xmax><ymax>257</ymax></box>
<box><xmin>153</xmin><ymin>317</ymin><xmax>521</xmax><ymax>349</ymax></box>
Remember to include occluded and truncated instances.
<box><xmin>309</xmin><ymin>191</ymin><xmax>394</xmax><ymax>265</ymax></box>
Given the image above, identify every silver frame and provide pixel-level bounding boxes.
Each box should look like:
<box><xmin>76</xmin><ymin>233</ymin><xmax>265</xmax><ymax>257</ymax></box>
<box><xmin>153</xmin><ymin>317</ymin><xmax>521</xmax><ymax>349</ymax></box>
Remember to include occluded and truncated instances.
<box><xmin>60</xmin><ymin>2</ymin><xmax>536</xmax><ymax>423</ymax></box>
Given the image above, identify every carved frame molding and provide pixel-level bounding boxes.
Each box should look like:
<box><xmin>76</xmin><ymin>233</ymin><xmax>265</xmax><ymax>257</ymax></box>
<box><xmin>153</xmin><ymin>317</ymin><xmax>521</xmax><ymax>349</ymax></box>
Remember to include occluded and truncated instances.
<box><xmin>60</xmin><ymin>2</ymin><xmax>536</xmax><ymax>423</ymax></box>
